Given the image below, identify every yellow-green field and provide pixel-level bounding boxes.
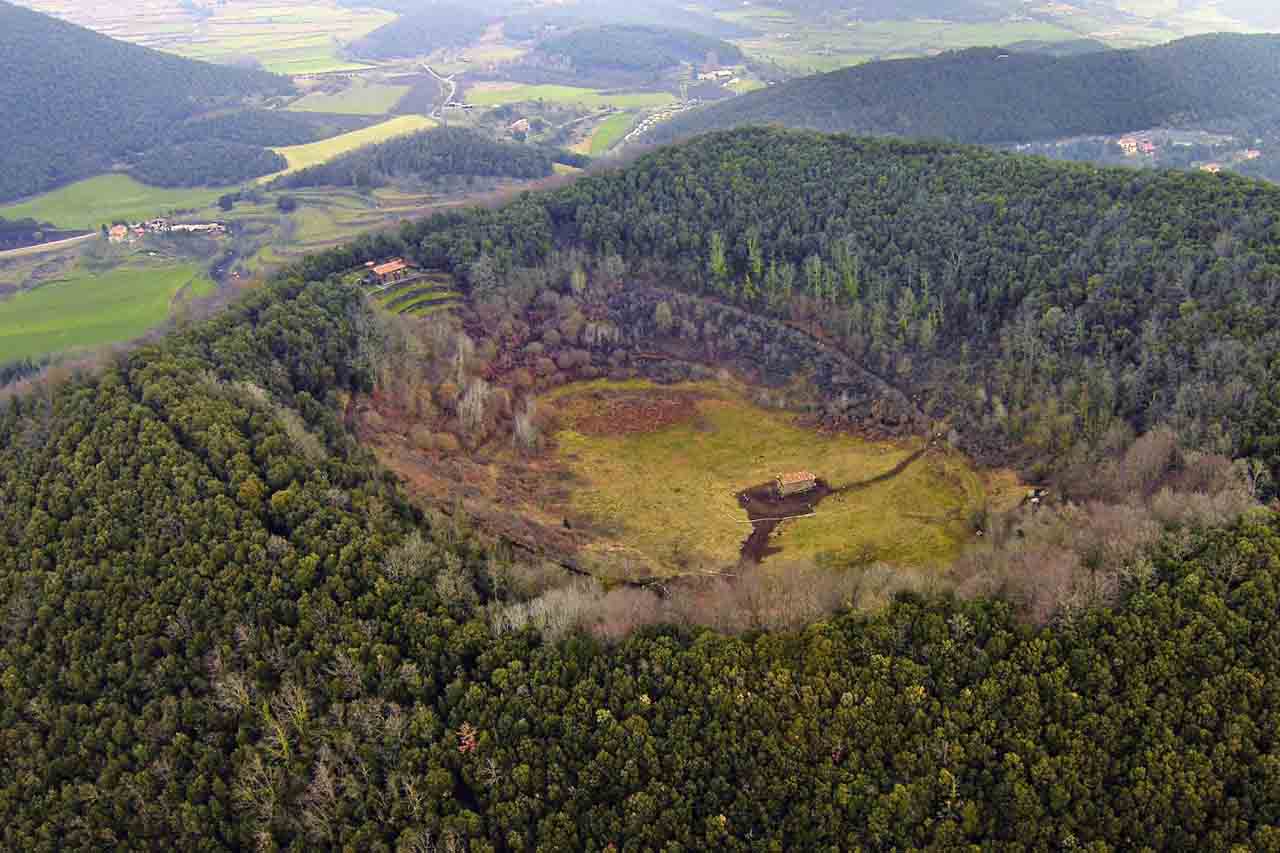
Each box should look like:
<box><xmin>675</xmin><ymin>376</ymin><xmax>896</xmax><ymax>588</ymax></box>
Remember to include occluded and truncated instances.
<box><xmin>466</xmin><ymin>83</ymin><xmax>677</xmax><ymax>109</ymax></box>
<box><xmin>19</xmin><ymin>0</ymin><xmax>392</xmax><ymax>74</ymax></box>
<box><xmin>722</xmin><ymin>11</ymin><xmax>1091</xmax><ymax>72</ymax></box>
<box><xmin>588</xmin><ymin>113</ymin><xmax>637</xmax><ymax>155</ymax></box>
<box><xmin>0</xmin><ymin>175</ymin><xmax>232</xmax><ymax>230</ymax></box>
<box><xmin>546</xmin><ymin>380</ymin><xmax>998</xmax><ymax>577</ymax></box>
<box><xmin>265</xmin><ymin>115</ymin><xmax>437</xmax><ymax>180</ymax></box>
<box><xmin>0</xmin><ymin>261</ymin><xmax>211</xmax><ymax>363</ymax></box>
<box><xmin>288</xmin><ymin>79</ymin><xmax>411</xmax><ymax>115</ymax></box>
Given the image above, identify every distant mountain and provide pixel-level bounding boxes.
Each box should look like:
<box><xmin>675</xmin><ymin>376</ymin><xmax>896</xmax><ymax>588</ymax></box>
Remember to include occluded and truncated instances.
<box><xmin>502</xmin><ymin>0</ymin><xmax>753</xmax><ymax>41</ymax></box>
<box><xmin>0</xmin><ymin>0</ymin><xmax>292</xmax><ymax>202</ymax></box>
<box><xmin>348</xmin><ymin>3</ymin><xmax>493</xmax><ymax>61</ymax></box>
<box><xmin>530</xmin><ymin>24</ymin><xmax>744</xmax><ymax>74</ymax></box>
<box><xmin>643</xmin><ymin>34</ymin><xmax>1280</xmax><ymax>147</ymax></box>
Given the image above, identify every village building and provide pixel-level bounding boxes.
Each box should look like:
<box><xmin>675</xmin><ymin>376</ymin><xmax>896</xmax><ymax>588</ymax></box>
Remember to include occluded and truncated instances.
<box><xmin>368</xmin><ymin>257</ymin><xmax>416</xmax><ymax>286</ymax></box>
<box><xmin>107</xmin><ymin>224</ymin><xmax>129</xmax><ymax>243</ymax></box>
<box><xmin>169</xmin><ymin>222</ymin><xmax>226</xmax><ymax>235</ymax></box>
<box><xmin>1201</xmin><ymin>163</ymin><xmax>1223</xmax><ymax>174</ymax></box>
<box><xmin>1117</xmin><ymin>137</ymin><xmax>1139</xmax><ymax>156</ymax></box>
<box><xmin>775</xmin><ymin>471</ymin><xmax>817</xmax><ymax>498</ymax></box>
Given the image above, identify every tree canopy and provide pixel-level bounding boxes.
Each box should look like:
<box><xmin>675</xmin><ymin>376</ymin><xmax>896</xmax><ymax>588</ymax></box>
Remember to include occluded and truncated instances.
<box><xmin>272</xmin><ymin>127</ymin><xmax>566</xmax><ymax>190</ymax></box>
<box><xmin>0</xmin><ymin>0</ymin><xmax>292</xmax><ymax>202</ymax></box>
<box><xmin>2</xmin><ymin>272</ymin><xmax>1280</xmax><ymax>849</ymax></box>
<box><xmin>644</xmin><ymin>33</ymin><xmax>1280</xmax><ymax>146</ymax></box>
<box><xmin>533</xmin><ymin>24</ymin><xmax>743</xmax><ymax>73</ymax></box>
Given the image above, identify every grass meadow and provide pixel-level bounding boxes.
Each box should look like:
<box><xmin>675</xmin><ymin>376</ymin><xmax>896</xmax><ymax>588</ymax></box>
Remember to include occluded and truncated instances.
<box><xmin>0</xmin><ymin>175</ymin><xmax>231</xmax><ymax>230</ymax></box>
<box><xmin>288</xmin><ymin>79</ymin><xmax>411</xmax><ymax>115</ymax></box>
<box><xmin>588</xmin><ymin>113</ymin><xmax>637</xmax><ymax>155</ymax></box>
<box><xmin>264</xmin><ymin>115</ymin><xmax>437</xmax><ymax>180</ymax></box>
<box><xmin>466</xmin><ymin>84</ymin><xmax>676</xmax><ymax>109</ymax></box>
<box><xmin>0</xmin><ymin>261</ymin><xmax>211</xmax><ymax>362</ymax></box>
<box><xmin>546</xmin><ymin>380</ymin><xmax>997</xmax><ymax>576</ymax></box>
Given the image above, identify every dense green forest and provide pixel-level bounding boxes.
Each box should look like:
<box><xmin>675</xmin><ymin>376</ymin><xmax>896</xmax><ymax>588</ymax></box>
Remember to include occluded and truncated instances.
<box><xmin>129</xmin><ymin>141</ymin><xmax>286</xmax><ymax>188</ymax></box>
<box><xmin>3</xmin><ymin>253</ymin><xmax>1280</xmax><ymax>848</ymax></box>
<box><xmin>532</xmin><ymin>24</ymin><xmax>743</xmax><ymax>73</ymax></box>
<box><xmin>0</xmin><ymin>216</ymin><xmax>59</xmax><ymax>250</ymax></box>
<box><xmin>643</xmin><ymin>33</ymin><xmax>1280</xmax><ymax>146</ymax></box>
<box><xmin>348</xmin><ymin>3</ymin><xmax>493</xmax><ymax>60</ymax></box>
<box><xmin>272</xmin><ymin>127</ymin><xmax>571</xmax><ymax>190</ymax></box>
<box><xmin>293</xmin><ymin>128</ymin><xmax>1280</xmax><ymax>496</ymax></box>
<box><xmin>165</xmin><ymin>110</ymin><xmax>376</xmax><ymax>148</ymax></box>
<box><xmin>0</xmin><ymin>0</ymin><xmax>292</xmax><ymax>202</ymax></box>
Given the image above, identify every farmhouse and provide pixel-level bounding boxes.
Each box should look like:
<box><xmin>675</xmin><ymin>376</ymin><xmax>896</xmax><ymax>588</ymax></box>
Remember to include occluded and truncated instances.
<box><xmin>369</xmin><ymin>257</ymin><xmax>416</xmax><ymax>285</ymax></box>
<box><xmin>775</xmin><ymin>471</ymin><xmax>817</xmax><ymax>498</ymax></box>
<box><xmin>107</xmin><ymin>224</ymin><xmax>129</xmax><ymax>243</ymax></box>
<box><xmin>169</xmin><ymin>222</ymin><xmax>226</xmax><ymax>235</ymax></box>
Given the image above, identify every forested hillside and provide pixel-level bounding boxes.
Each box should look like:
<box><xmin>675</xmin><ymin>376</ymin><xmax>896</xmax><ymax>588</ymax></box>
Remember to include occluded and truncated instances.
<box><xmin>130</xmin><ymin>141</ymin><xmax>287</xmax><ymax>188</ymax></box>
<box><xmin>533</xmin><ymin>24</ymin><xmax>743</xmax><ymax>73</ymax></box>
<box><xmin>643</xmin><ymin>33</ymin><xmax>1280</xmax><ymax>146</ymax></box>
<box><xmin>298</xmin><ymin>127</ymin><xmax>1280</xmax><ymax>495</ymax></box>
<box><xmin>502</xmin><ymin>0</ymin><xmax>752</xmax><ymax>40</ymax></box>
<box><xmin>165</xmin><ymin>110</ymin><xmax>377</xmax><ymax>148</ymax></box>
<box><xmin>272</xmin><ymin>127</ymin><xmax>570</xmax><ymax>189</ymax></box>
<box><xmin>348</xmin><ymin>3</ymin><xmax>493</xmax><ymax>60</ymax></box>
<box><xmin>0</xmin><ymin>0</ymin><xmax>292</xmax><ymax>202</ymax></box>
<box><xmin>3</xmin><ymin>245</ymin><xmax>1280</xmax><ymax>849</ymax></box>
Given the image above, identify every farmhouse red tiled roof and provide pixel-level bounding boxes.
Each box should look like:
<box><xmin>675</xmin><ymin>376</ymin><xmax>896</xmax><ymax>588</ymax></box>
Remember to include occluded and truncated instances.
<box><xmin>778</xmin><ymin>471</ymin><xmax>816</xmax><ymax>485</ymax></box>
<box><xmin>372</xmin><ymin>259</ymin><xmax>410</xmax><ymax>276</ymax></box>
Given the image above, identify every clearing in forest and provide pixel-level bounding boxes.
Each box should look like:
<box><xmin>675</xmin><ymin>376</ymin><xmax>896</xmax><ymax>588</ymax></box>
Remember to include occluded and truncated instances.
<box><xmin>544</xmin><ymin>379</ymin><xmax>1000</xmax><ymax>578</ymax></box>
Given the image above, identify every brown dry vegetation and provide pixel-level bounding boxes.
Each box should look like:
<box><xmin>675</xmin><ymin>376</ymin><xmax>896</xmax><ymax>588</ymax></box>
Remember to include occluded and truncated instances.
<box><xmin>357</xmin><ymin>265</ymin><xmax>1261</xmax><ymax>638</ymax></box>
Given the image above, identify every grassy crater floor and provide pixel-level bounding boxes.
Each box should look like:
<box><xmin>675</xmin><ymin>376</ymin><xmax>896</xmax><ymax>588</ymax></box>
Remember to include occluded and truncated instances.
<box><xmin>544</xmin><ymin>379</ymin><xmax>1010</xmax><ymax>578</ymax></box>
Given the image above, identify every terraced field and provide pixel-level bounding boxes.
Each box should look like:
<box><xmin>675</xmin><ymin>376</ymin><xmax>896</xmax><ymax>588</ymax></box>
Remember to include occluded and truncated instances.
<box><xmin>365</xmin><ymin>272</ymin><xmax>461</xmax><ymax>317</ymax></box>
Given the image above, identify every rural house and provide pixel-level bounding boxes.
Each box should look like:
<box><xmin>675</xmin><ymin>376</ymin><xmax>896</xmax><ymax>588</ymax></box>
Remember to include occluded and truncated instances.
<box><xmin>368</xmin><ymin>258</ymin><xmax>415</xmax><ymax>286</ymax></box>
<box><xmin>775</xmin><ymin>471</ymin><xmax>817</xmax><ymax>498</ymax></box>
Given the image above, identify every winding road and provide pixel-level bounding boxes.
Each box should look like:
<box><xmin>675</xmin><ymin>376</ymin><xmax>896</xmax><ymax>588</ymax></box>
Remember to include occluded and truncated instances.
<box><xmin>423</xmin><ymin>64</ymin><xmax>456</xmax><ymax>118</ymax></box>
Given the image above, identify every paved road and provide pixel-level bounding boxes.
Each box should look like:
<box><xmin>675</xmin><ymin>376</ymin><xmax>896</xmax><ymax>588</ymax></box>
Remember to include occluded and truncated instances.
<box><xmin>423</xmin><ymin>64</ymin><xmax>456</xmax><ymax>118</ymax></box>
<box><xmin>0</xmin><ymin>232</ymin><xmax>95</xmax><ymax>260</ymax></box>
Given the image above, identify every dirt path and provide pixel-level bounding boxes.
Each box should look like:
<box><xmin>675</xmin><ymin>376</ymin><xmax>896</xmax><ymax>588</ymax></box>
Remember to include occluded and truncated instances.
<box><xmin>0</xmin><ymin>232</ymin><xmax>94</xmax><ymax>260</ymax></box>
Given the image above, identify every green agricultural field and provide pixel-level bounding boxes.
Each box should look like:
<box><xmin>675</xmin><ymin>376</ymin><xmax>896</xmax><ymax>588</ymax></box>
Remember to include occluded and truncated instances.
<box><xmin>466</xmin><ymin>84</ymin><xmax>676</xmax><ymax>109</ymax></box>
<box><xmin>265</xmin><ymin>115</ymin><xmax>437</xmax><ymax>180</ymax></box>
<box><xmin>728</xmin><ymin>14</ymin><xmax>1085</xmax><ymax>72</ymax></box>
<box><xmin>0</xmin><ymin>175</ymin><xmax>231</xmax><ymax>230</ymax></box>
<box><xmin>545</xmin><ymin>380</ymin><xmax>1005</xmax><ymax>577</ymax></box>
<box><xmin>0</xmin><ymin>261</ymin><xmax>211</xmax><ymax>363</ymax></box>
<box><xmin>589</xmin><ymin>113</ymin><xmax>637</xmax><ymax>155</ymax></box>
<box><xmin>288</xmin><ymin>79</ymin><xmax>411</xmax><ymax>115</ymax></box>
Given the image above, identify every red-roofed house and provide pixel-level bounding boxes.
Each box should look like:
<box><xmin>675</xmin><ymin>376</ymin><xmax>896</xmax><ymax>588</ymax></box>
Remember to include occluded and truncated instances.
<box><xmin>369</xmin><ymin>258</ymin><xmax>415</xmax><ymax>285</ymax></box>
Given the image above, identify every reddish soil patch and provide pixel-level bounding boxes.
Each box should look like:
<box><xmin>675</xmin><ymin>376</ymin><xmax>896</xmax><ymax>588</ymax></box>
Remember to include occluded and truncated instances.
<box><xmin>558</xmin><ymin>388</ymin><xmax>703</xmax><ymax>436</ymax></box>
<box><xmin>736</xmin><ymin>480</ymin><xmax>834</xmax><ymax>564</ymax></box>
